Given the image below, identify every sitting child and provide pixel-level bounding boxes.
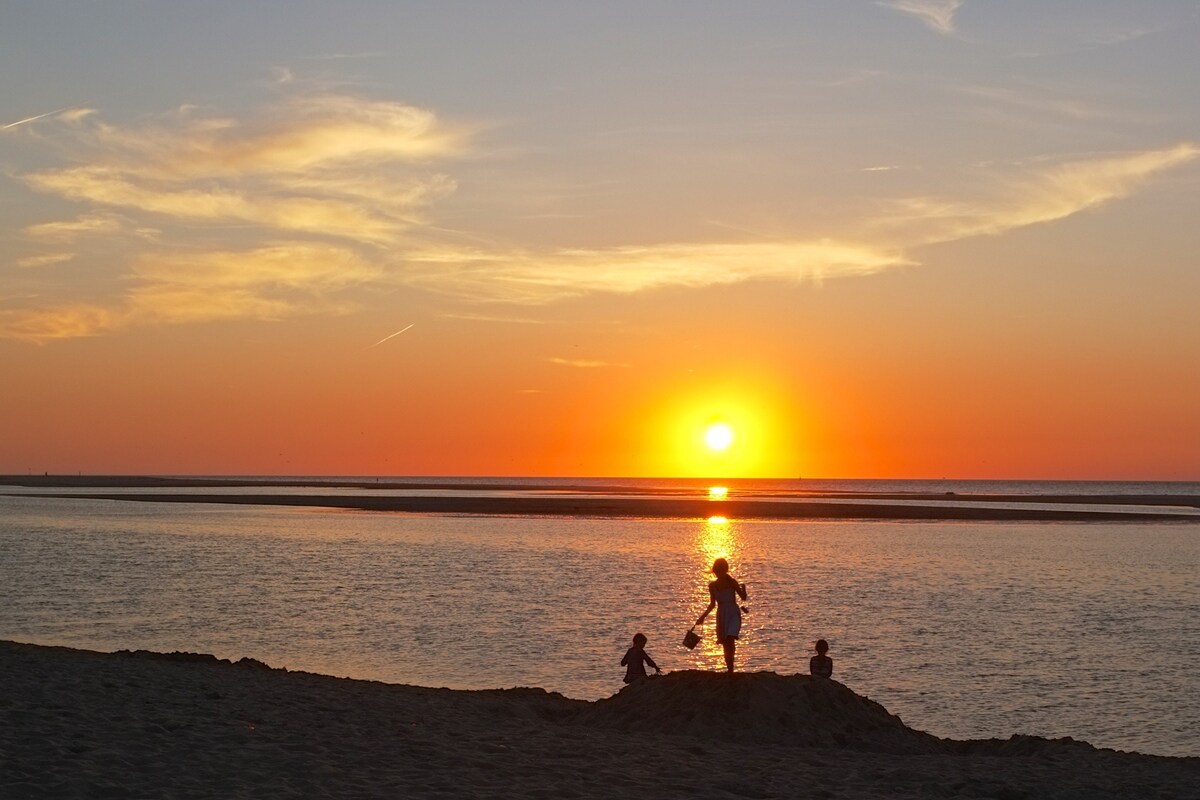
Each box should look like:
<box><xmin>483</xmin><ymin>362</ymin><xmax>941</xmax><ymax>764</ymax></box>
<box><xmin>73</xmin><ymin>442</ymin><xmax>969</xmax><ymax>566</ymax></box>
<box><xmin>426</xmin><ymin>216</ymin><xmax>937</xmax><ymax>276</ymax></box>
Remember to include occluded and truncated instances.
<box><xmin>621</xmin><ymin>632</ymin><xmax>661</xmax><ymax>683</ymax></box>
<box><xmin>809</xmin><ymin>638</ymin><xmax>833</xmax><ymax>679</ymax></box>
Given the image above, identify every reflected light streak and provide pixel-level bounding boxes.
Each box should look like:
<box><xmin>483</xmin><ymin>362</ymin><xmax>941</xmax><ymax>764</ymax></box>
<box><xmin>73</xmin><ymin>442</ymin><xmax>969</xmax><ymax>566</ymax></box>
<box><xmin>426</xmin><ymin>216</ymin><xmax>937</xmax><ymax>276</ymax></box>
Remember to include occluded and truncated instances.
<box><xmin>690</xmin><ymin>515</ymin><xmax>744</xmax><ymax>669</ymax></box>
<box><xmin>708</xmin><ymin>486</ymin><xmax>729</xmax><ymax>500</ymax></box>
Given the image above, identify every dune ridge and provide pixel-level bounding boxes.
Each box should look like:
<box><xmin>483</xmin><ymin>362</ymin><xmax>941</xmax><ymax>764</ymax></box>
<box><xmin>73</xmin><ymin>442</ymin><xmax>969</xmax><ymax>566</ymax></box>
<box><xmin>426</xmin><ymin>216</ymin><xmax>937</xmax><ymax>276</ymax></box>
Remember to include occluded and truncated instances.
<box><xmin>2</xmin><ymin>641</ymin><xmax>1197</xmax><ymax>799</ymax></box>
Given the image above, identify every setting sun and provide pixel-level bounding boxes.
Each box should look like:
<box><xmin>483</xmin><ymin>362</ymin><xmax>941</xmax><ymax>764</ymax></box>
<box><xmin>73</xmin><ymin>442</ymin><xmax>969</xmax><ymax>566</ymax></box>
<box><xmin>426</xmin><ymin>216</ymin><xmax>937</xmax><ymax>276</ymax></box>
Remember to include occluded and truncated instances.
<box><xmin>705</xmin><ymin>423</ymin><xmax>735</xmax><ymax>452</ymax></box>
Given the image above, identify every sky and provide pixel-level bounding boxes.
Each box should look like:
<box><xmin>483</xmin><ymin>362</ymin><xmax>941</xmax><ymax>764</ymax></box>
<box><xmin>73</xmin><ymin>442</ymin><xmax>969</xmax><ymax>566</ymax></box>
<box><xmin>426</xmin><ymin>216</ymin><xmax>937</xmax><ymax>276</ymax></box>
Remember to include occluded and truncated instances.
<box><xmin>2</xmin><ymin>1</ymin><xmax>1198</xmax><ymax>479</ymax></box>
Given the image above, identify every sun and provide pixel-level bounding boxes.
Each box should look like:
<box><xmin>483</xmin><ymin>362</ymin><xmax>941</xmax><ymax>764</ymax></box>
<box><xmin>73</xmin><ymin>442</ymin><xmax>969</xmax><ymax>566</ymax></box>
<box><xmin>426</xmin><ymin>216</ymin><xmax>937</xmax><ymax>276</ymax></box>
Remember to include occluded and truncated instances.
<box><xmin>704</xmin><ymin>422</ymin><xmax>735</xmax><ymax>452</ymax></box>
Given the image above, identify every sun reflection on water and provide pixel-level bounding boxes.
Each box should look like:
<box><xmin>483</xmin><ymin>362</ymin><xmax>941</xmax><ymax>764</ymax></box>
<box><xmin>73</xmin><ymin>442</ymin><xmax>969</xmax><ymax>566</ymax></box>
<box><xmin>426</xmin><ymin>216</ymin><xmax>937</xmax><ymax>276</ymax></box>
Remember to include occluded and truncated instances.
<box><xmin>687</xmin><ymin>514</ymin><xmax>748</xmax><ymax>670</ymax></box>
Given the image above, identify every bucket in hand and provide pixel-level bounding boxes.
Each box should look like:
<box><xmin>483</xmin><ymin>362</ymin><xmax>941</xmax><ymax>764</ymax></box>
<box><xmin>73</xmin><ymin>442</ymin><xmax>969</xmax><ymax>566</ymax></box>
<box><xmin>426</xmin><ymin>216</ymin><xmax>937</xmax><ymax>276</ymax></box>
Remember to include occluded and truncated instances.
<box><xmin>682</xmin><ymin>628</ymin><xmax>701</xmax><ymax>650</ymax></box>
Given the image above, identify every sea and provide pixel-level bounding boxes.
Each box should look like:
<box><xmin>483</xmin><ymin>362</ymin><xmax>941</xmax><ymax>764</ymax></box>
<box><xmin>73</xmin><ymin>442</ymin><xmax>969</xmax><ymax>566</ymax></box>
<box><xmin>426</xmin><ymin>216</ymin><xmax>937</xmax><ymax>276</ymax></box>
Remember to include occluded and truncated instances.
<box><xmin>1</xmin><ymin>478</ymin><xmax>1197</xmax><ymax>757</ymax></box>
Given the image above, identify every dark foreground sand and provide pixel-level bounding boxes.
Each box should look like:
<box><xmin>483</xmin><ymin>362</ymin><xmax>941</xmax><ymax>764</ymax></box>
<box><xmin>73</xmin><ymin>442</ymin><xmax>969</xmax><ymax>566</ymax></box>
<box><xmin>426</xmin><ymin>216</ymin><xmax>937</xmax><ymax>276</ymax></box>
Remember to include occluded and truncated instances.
<box><xmin>2</xmin><ymin>641</ymin><xmax>1196</xmax><ymax>799</ymax></box>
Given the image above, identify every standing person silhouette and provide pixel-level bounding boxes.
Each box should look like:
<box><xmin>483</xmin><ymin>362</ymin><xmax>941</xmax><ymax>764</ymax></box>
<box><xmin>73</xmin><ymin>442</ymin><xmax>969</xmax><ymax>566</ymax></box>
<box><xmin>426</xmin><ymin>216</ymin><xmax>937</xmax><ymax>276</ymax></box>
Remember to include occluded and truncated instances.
<box><xmin>694</xmin><ymin>557</ymin><xmax>748</xmax><ymax>672</ymax></box>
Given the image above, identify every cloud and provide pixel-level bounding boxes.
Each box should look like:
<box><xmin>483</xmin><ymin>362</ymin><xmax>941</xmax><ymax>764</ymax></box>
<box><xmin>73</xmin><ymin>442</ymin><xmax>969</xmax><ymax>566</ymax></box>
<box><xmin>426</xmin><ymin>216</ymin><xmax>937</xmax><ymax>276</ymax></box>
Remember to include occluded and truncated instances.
<box><xmin>5</xmin><ymin>85</ymin><xmax>1196</xmax><ymax>343</ymax></box>
<box><xmin>878</xmin><ymin>0</ymin><xmax>963</xmax><ymax>35</ymax></box>
<box><xmin>956</xmin><ymin>84</ymin><xmax>1112</xmax><ymax>122</ymax></box>
<box><xmin>24</xmin><ymin>212</ymin><xmax>127</xmax><ymax>241</ymax></box>
<box><xmin>0</xmin><ymin>242</ymin><xmax>373</xmax><ymax>341</ymax></box>
<box><xmin>20</xmin><ymin>94</ymin><xmax>464</xmax><ymax>246</ymax></box>
<box><xmin>26</xmin><ymin>166</ymin><xmax>450</xmax><ymax>245</ymax></box>
<box><xmin>0</xmin><ymin>304</ymin><xmax>121</xmax><ymax>342</ymax></box>
<box><xmin>394</xmin><ymin>145</ymin><xmax>1195</xmax><ymax>306</ymax></box>
<box><xmin>15</xmin><ymin>253</ymin><xmax>75</xmax><ymax>269</ymax></box>
<box><xmin>401</xmin><ymin>241</ymin><xmax>909</xmax><ymax>304</ymax></box>
<box><xmin>438</xmin><ymin>312</ymin><xmax>547</xmax><ymax>325</ymax></box>
<box><xmin>882</xmin><ymin>144</ymin><xmax>1199</xmax><ymax>245</ymax></box>
<box><xmin>548</xmin><ymin>357</ymin><xmax>628</xmax><ymax>368</ymax></box>
<box><xmin>4</xmin><ymin>92</ymin><xmax>466</xmax><ymax>341</ymax></box>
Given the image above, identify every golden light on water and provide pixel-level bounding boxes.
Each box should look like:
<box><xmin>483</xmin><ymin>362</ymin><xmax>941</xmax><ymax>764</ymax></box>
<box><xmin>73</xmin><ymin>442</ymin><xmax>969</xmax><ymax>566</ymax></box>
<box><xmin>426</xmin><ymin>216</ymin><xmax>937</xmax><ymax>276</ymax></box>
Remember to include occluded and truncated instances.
<box><xmin>708</xmin><ymin>486</ymin><xmax>728</xmax><ymax>500</ymax></box>
<box><xmin>689</xmin><ymin>514</ymin><xmax>745</xmax><ymax>669</ymax></box>
<box><xmin>698</xmin><ymin>515</ymin><xmax>736</xmax><ymax>577</ymax></box>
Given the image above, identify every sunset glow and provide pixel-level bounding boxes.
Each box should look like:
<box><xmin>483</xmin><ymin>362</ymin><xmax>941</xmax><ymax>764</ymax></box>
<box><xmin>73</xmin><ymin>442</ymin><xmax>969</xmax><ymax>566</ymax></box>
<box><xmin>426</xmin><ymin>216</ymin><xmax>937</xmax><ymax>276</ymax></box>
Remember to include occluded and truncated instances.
<box><xmin>1</xmin><ymin>4</ymin><xmax>1197</xmax><ymax>479</ymax></box>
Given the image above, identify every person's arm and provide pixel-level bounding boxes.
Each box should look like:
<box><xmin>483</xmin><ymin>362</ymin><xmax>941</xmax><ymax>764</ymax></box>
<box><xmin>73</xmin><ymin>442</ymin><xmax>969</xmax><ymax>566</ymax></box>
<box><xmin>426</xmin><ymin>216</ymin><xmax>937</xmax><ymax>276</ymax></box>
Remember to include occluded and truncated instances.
<box><xmin>695</xmin><ymin>585</ymin><xmax>717</xmax><ymax>626</ymax></box>
<box><xmin>736</xmin><ymin>581</ymin><xmax>748</xmax><ymax>601</ymax></box>
<box><xmin>645</xmin><ymin>653</ymin><xmax>659</xmax><ymax>672</ymax></box>
<box><xmin>620</xmin><ymin>650</ymin><xmax>630</xmax><ymax>666</ymax></box>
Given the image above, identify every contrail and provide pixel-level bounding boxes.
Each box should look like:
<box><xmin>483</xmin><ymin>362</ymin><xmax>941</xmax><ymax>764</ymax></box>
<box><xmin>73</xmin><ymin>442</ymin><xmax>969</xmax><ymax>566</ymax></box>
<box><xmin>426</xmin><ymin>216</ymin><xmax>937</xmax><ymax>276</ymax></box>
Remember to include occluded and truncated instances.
<box><xmin>2</xmin><ymin>108</ymin><xmax>69</xmax><ymax>130</ymax></box>
<box><xmin>368</xmin><ymin>323</ymin><xmax>415</xmax><ymax>348</ymax></box>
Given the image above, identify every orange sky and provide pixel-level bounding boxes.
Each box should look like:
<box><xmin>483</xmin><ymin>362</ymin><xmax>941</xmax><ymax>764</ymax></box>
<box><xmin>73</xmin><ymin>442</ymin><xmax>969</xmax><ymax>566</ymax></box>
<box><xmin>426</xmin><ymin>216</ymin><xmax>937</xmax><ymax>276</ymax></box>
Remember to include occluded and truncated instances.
<box><xmin>2</xmin><ymin>3</ymin><xmax>1199</xmax><ymax>478</ymax></box>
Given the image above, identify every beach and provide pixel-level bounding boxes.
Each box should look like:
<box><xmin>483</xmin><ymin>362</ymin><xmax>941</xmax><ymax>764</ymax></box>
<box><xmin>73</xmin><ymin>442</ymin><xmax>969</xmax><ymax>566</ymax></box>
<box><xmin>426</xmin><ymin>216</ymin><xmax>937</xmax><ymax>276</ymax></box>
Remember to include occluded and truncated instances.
<box><xmin>1</xmin><ymin>641</ymin><xmax>1196</xmax><ymax>799</ymax></box>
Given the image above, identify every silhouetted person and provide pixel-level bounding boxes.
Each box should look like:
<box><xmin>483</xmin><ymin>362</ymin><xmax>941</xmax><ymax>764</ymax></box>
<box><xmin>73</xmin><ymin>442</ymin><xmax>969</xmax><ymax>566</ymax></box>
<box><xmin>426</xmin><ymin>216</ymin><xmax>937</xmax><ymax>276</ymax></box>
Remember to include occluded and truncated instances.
<box><xmin>621</xmin><ymin>632</ymin><xmax>660</xmax><ymax>683</ymax></box>
<box><xmin>810</xmin><ymin>639</ymin><xmax>833</xmax><ymax>679</ymax></box>
<box><xmin>694</xmin><ymin>557</ymin><xmax>748</xmax><ymax>672</ymax></box>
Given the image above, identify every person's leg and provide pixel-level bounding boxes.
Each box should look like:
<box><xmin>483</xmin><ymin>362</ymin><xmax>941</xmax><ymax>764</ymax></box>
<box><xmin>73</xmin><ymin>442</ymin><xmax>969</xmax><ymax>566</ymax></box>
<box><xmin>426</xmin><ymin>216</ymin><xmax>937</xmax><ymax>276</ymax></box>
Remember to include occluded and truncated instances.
<box><xmin>722</xmin><ymin>637</ymin><xmax>736</xmax><ymax>672</ymax></box>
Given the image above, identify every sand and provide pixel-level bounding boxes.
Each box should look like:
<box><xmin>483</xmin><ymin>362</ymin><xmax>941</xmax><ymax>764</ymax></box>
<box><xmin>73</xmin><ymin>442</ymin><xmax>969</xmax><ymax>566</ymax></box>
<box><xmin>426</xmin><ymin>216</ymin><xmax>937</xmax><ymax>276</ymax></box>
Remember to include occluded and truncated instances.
<box><xmin>8</xmin><ymin>491</ymin><xmax>1200</xmax><ymax>522</ymax></box>
<box><xmin>5</xmin><ymin>475</ymin><xmax>1198</xmax><ymax>522</ymax></box>
<box><xmin>2</xmin><ymin>641</ymin><xmax>1196</xmax><ymax>799</ymax></box>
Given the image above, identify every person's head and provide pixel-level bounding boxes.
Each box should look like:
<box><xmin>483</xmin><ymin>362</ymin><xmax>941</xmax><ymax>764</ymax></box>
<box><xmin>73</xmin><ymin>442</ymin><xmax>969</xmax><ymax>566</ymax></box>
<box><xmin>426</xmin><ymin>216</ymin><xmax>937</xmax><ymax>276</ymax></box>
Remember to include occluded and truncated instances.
<box><xmin>632</xmin><ymin>633</ymin><xmax>647</xmax><ymax>648</ymax></box>
<box><xmin>711</xmin><ymin>557</ymin><xmax>730</xmax><ymax>576</ymax></box>
<box><xmin>815</xmin><ymin>639</ymin><xmax>829</xmax><ymax>655</ymax></box>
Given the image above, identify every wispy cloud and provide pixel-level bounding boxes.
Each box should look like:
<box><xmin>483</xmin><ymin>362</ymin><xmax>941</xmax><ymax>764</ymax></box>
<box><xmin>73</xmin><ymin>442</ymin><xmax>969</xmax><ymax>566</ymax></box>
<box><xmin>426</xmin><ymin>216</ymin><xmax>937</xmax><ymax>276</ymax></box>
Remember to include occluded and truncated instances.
<box><xmin>397</xmin><ymin>145</ymin><xmax>1195</xmax><ymax>304</ymax></box>
<box><xmin>4</xmin><ymin>82</ymin><xmax>1196</xmax><ymax>344</ymax></box>
<box><xmin>878</xmin><ymin>0</ymin><xmax>963</xmax><ymax>35</ymax></box>
<box><xmin>3</xmin><ymin>91</ymin><xmax>468</xmax><ymax>341</ymax></box>
<box><xmin>438</xmin><ymin>312</ymin><xmax>547</xmax><ymax>325</ymax></box>
<box><xmin>881</xmin><ymin>144</ymin><xmax>1199</xmax><ymax>245</ymax></box>
<box><xmin>15</xmin><ymin>253</ymin><xmax>74</xmax><ymax>269</ymax></box>
<box><xmin>0</xmin><ymin>304</ymin><xmax>121</xmax><ymax>342</ymax></box>
<box><xmin>401</xmin><ymin>241</ymin><xmax>908</xmax><ymax>304</ymax></box>
<box><xmin>24</xmin><ymin>212</ymin><xmax>128</xmax><ymax>241</ymax></box>
<box><xmin>956</xmin><ymin>84</ymin><xmax>1113</xmax><ymax>122</ymax></box>
<box><xmin>0</xmin><ymin>242</ymin><xmax>372</xmax><ymax>342</ymax></box>
<box><xmin>20</xmin><ymin>95</ymin><xmax>463</xmax><ymax>246</ymax></box>
<box><xmin>548</xmin><ymin>357</ymin><xmax>627</xmax><ymax>368</ymax></box>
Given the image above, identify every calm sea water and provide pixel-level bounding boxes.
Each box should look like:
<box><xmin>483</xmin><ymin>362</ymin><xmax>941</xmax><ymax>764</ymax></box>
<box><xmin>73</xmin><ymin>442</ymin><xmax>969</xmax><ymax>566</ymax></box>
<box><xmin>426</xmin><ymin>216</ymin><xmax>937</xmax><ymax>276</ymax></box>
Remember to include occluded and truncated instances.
<box><xmin>1</xmin><ymin>480</ymin><xmax>1197</xmax><ymax>757</ymax></box>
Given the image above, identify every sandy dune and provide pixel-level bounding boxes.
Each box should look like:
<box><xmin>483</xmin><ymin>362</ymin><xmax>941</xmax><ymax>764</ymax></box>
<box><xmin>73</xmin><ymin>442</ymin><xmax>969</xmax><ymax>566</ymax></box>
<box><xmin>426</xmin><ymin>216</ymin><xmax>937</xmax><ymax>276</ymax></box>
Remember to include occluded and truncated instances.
<box><xmin>1</xmin><ymin>641</ymin><xmax>1196</xmax><ymax>799</ymax></box>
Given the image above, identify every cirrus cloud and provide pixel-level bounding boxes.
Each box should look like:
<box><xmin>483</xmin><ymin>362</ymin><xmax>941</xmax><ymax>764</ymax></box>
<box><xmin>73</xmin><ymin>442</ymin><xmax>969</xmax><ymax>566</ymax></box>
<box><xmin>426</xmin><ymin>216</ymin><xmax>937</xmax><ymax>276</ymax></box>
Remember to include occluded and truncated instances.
<box><xmin>878</xmin><ymin>0</ymin><xmax>963</xmax><ymax>35</ymax></box>
<box><xmin>400</xmin><ymin>240</ymin><xmax>910</xmax><ymax>304</ymax></box>
<box><xmin>2</xmin><ymin>84</ymin><xmax>1196</xmax><ymax>343</ymax></box>
<box><xmin>21</xmin><ymin>95</ymin><xmax>463</xmax><ymax>246</ymax></box>
<box><xmin>879</xmin><ymin>143</ymin><xmax>1199</xmax><ymax>245</ymax></box>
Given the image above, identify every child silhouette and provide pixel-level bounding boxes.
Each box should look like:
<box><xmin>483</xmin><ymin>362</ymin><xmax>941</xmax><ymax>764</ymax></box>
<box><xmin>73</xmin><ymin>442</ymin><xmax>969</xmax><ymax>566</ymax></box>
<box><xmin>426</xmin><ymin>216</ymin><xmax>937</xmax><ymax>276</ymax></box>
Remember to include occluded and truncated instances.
<box><xmin>621</xmin><ymin>633</ymin><xmax>661</xmax><ymax>683</ymax></box>
<box><xmin>810</xmin><ymin>639</ymin><xmax>833</xmax><ymax>679</ymax></box>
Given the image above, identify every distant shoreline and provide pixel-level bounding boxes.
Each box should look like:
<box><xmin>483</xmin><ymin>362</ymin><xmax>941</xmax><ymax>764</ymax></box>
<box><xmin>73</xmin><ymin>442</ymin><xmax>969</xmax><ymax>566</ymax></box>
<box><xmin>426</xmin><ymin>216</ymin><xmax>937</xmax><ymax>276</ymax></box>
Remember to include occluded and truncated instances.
<box><xmin>4</xmin><ymin>478</ymin><xmax>1199</xmax><ymax>522</ymax></box>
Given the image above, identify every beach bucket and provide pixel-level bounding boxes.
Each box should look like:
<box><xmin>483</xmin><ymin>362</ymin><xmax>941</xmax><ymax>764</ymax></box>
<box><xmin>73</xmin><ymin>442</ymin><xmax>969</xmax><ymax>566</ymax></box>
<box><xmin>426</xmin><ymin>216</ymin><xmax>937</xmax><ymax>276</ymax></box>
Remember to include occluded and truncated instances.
<box><xmin>682</xmin><ymin>628</ymin><xmax>701</xmax><ymax>650</ymax></box>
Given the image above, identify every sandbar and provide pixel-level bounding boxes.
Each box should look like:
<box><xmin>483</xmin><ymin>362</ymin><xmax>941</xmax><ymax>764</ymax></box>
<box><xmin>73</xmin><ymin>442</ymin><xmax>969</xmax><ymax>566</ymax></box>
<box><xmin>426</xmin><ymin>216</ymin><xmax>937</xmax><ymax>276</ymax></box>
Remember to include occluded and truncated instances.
<box><xmin>7</xmin><ymin>489</ymin><xmax>1199</xmax><ymax>522</ymax></box>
